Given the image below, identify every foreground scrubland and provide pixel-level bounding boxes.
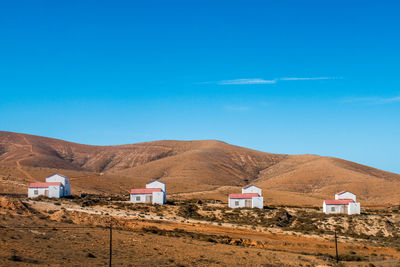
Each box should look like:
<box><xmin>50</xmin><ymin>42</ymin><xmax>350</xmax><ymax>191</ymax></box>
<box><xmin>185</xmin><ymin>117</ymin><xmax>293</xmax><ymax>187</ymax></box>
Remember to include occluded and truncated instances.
<box><xmin>1</xmin><ymin>195</ymin><xmax>400</xmax><ymax>266</ymax></box>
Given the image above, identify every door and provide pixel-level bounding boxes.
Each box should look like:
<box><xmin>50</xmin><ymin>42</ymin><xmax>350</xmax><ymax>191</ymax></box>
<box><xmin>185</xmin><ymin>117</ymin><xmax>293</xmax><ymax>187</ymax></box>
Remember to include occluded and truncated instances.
<box><xmin>45</xmin><ymin>190</ymin><xmax>49</xmax><ymax>197</ymax></box>
<box><xmin>146</xmin><ymin>195</ymin><xmax>152</xmax><ymax>203</ymax></box>
<box><xmin>245</xmin><ymin>199</ymin><xmax>251</xmax><ymax>208</ymax></box>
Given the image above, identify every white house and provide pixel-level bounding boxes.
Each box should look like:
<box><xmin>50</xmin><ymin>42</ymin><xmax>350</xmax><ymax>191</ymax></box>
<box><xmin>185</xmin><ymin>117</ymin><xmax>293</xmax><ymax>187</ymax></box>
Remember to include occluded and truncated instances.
<box><xmin>228</xmin><ymin>185</ymin><xmax>263</xmax><ymax>208</ymax></box>
<box><xmin>130</xmin><ymin>180</ymin><xmax>166</xmax><ymax>205</ymax></box>
<box><xmin>28</xmin><ymin>173</ymin><xmax>71</xmax><ymax>198</ymax></box>
<box><xmin>46</xmin><ymin>174</ymin><xmax>71</xmax><ymax>196</ymax></box>
<box><xmin>28</xmin><ymin>182</ymin><xmax>64</xmax><ymax>198</ymax></box>
<box><xmin>323</xmin><ymin>191</ymin><xmax>360</xmax><ymax>215</ymax></box>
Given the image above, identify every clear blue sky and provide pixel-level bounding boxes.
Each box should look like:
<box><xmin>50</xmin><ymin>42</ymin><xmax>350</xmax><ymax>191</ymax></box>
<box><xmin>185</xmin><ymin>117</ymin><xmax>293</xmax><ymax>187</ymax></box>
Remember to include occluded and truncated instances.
<box><xmin>1</xmin><ymin>1</ymin><xmax>399</xmax><ymax>174</ymax></box>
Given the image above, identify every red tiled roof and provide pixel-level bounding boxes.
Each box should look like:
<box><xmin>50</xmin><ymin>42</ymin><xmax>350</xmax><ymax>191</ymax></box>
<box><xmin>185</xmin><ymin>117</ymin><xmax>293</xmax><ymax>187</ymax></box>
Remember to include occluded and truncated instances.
<box><xmin>130</xmin><ymin>188</ymin><xmax>162</xmax><ymax>194</ymax></box>
<box><xmin>324</xmin><ymin>199</ymin><xmax>354</xmax><ymax>205</ymax></box>
<box><xmin>29</xmin><ymin>182</ymin><xmax>62</xmax><ymax>188</ymax></box>
<box><xmin>335</xmin><ymin>191</ymin><xmax>353</xmax><ymax>195</ymax></box>
<box><xmin>229</xmin><ymin>193</ymin><xmax>259</xmax><ymax>199</ymax></box>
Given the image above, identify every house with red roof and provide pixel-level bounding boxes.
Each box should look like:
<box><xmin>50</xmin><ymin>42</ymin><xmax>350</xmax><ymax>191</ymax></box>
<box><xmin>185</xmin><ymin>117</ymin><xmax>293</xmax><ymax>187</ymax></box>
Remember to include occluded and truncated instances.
<box><xmin>28</xmin><ymin>173</ymin><xmax>71</xmax><ymax>198</ymax></box>
<box><xmin>228</xmin><ymin>185</ymin><xmax>263</xmax><ymax>209</ymax></box>
<box><xmin>130</xmin><ymin>180</ymin><xmax>166</xmax><ymax>205</ymax></box>
<box><xmin>28</xmin><ymin>182</ymin><xmax>64</xmax><ymax>198</ymax></box>
<box><xmin>323</xmin><ymin>191</ymin><xmax>360</xmax><ymax>215</ymax></box>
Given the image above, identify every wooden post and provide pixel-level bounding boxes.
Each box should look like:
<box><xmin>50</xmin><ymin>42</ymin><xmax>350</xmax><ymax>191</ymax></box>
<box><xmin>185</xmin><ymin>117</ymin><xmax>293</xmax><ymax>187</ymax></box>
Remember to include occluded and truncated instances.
<box><xmin>334</xmin><ymin>229</ymin><xmax>339</xmax><ymax>263</ymax></box>
<box><xmin>109</xmin><ymin>222</ymin><xmax>112</xmax><ymax>267</ymax></box>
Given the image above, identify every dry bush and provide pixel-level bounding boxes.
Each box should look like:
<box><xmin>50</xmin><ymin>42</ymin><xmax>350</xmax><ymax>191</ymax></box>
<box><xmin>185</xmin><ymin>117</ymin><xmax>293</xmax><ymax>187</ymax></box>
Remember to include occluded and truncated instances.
<box><xmin>177</xmin><ymin>203</ymin><xmax>202</xmax><ymax>219</ymax></box>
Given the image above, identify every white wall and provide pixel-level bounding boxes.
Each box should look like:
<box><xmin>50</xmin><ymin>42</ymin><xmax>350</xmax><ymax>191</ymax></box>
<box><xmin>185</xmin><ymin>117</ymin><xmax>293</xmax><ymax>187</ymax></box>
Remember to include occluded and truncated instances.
<box><xmin>242</xmin><ymin>186</ymin><xmax>262</xmax><ymax>195</ymax></box>
<box><xmin>130</xmin><ymin>194</ymin><xmax>150</xmax><ymax>203</ymax></box>
<box><xmin>152</xmin><ymin>191</ymin><xmax>165</xmax><ymax>205</ymax></box>
<box><xmin>130</xmin><ymin>192</ymin><xmax>166</xmax><ymax>205</ymax></box>
<box><xmin>252</xmin><ymin>197</ymin><xmax>263</xmax><ymax>208</ymax></box>
<box><xmin>48</xmin><ymin>185</ymin><xmax>63</xmax><ymax>198</ymax></box>
<box><xmin>146</xmin><ymin>181</ymin><xmax>166</xmax><ymax>192</ymax></box>
<box><xmin>323</xmin><ymin>202</ymin><xmax>346</xmax><ymax>214</ymax></box>
<box><xmin>228</xmin><ymin>198</ymin><xmax>246</xmax><ymax>208</ymax></box>
<box><xmin>348</xmin><ymin>202</ymin><xmax>361</xmax><ymax>215</ymax></box>
<box><xmin>228</xmin><ymin>197</ymin><xmax>263</xmax><ymax>209</ymax></box>
<box><xmin>323</xmin><ymin>202</ymin><xmax>327</xmax><ymax>213</ymax></box>
<box><xmin>28</xmin><ymin>186</ymin><xmax>63</xmax><ymax>198</ymax></box>
<box><xmin>335</xmin><ymin>192</ymin><xmax>356</xmax><ymax>202</ymax></box>
<box><xmin>28</xmin><ymin>187</ymin><xmax>47</xmax><ymax>198</ymax></box>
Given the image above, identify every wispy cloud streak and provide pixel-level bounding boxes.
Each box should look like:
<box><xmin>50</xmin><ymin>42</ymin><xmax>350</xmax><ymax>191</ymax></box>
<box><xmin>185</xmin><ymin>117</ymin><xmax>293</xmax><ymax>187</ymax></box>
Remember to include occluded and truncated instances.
<box><xmin>280</xmin><ymin>77</ymin><xmax>342</xmax><ymax>81</ymax></box>
<box><xmin>204</xmin><ymin>76</ymin><xmax>342</xmax><ymax>85</ymax></box>
<box><xmin>342</xmin><ymin>96</ymin><xmax>400</xmax><ymax>104</ymax></box>
<box><xmin>218</xmin><ymin>78</ymin><xmax>276</xmax><ymax>85</ymax></box>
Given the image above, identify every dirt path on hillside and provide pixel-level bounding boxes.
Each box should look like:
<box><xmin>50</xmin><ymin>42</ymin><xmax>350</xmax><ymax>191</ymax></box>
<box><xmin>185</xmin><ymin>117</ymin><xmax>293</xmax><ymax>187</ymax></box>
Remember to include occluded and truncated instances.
<box><xmin>15</xmin><ymin>158</ymin><xmax>33</xmax><ymax>180</ymax></box>
<box><xmin>13</xmin><ymin>135</ymin><xmax>36</xmax><ymax>180</ymax></box>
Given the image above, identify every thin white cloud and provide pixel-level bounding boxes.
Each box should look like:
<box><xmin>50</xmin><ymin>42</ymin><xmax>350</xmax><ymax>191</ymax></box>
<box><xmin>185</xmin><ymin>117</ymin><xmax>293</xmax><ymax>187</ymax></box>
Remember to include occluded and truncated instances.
<box><xmin>280</xmin><ymin>77</ymin><xmax>342</xmax><ymax>81</ymax></box>
<box><xmin>342</xmin><ymin>96</ymin><xmax>400</xmax><ymax>104</ymax></box>
<box><xmin>198</xmin><ymin>76</ymin><xmax>342</xmax><ymax>85</ymax></box>
<box><xmin>203</xmin><ymin>76</ymin><xmax>342</xmax><ymax>85</ymax></box>
<box><xmin>218</xmin><ymin>78</ymin><xmax>276</xmax><ymax>85</ymax></box>
<box><xmin>381</xmin><ymin>96</ymin><xmax>400</xmax><ymax>103</ymax></box>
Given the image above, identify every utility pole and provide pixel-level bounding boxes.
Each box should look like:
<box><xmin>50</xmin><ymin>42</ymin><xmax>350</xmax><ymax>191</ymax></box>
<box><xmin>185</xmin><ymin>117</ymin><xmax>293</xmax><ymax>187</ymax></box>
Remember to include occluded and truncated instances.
<box><xmin>334</xmin><ymin>229</ymin><xmax>339</xmax><ymax>263</ymax></box>
<box><xmin>109</xmin><ymin>222</ymin><xmax>112</xmax><ymax>267</ymax></box>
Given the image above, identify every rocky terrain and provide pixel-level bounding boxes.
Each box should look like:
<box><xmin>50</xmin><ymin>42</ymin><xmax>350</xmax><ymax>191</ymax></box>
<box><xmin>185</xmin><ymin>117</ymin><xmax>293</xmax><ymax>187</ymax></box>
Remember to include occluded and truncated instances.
<box><xmin>1</xmin><ymin>195</ymin><xmax>400</xmax><ymax>266</ymax></box>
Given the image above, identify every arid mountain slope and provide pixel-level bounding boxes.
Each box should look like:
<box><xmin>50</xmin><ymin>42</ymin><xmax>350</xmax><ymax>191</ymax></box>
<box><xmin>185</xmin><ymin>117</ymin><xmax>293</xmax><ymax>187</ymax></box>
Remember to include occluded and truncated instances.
<box><xmin>0</xmin><ymin>131</ymin><xmax>284</xmax><ymax>186</ymax></box>
<box><xmin>0</xmin><ymin>131</ymin><xmax>399</xmax><ymax>205</ymax></box>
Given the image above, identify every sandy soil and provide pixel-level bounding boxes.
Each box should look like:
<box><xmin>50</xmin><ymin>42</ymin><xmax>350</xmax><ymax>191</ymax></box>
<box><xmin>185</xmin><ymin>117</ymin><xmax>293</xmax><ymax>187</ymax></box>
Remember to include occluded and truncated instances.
<box><xmin>1</xmin><ymin>196</ymin><xmax>399</xmax><ymax>266</ymax></box>
<box><xmin>0</xmin><ymin>200</ymin><xmax>324</xmax><ymax>266</ymax></box>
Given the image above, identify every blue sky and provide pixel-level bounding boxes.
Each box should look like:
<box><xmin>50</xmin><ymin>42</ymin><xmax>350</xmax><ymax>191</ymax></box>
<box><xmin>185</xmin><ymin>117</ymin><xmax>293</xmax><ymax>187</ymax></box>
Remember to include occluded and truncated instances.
<box><xmin>0</xmin><ymin>0</ymin><xmax>399</xmax><ymax>174</ymax></box>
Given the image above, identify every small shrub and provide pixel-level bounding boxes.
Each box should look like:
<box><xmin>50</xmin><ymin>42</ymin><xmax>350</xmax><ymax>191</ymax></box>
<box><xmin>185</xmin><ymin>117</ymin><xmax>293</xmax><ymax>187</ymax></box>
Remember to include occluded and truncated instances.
<box><xmin>177</xmin><ymin>203</ymin><xmax>202</xmax><ymax>219</ymax></box>
<box><xmin>9</xmin><ymin>255</ymin><xmax>22</xmax><ymax>262</ymax></box>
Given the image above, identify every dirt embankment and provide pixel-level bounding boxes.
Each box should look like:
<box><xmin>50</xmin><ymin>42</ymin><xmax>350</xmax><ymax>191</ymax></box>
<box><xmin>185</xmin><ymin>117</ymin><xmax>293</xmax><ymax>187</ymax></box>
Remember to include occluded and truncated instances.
<box><xmin>0</xmin><ymin>196</ymin><xmax>31</xmax><ymax>214</ymax></box>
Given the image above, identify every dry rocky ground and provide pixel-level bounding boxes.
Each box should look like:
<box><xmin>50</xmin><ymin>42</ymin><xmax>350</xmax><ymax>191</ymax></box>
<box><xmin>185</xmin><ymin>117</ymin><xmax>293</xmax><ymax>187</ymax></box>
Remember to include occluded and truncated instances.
<box><xmin>1</xmin><ymin>195</ymin><xmax>400</xmax><ymax>266</ymax></box>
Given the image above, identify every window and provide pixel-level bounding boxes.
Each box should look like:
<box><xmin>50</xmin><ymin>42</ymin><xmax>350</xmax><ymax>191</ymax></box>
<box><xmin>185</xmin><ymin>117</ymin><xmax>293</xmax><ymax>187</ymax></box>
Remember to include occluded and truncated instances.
<box><xmin>34</xmin><ymin>190</ymin><xmax>38</xmax><ymax>195</ymax></box>
<box><xmin>235</xmin><ymin>201</ymin><xmax>239</xmax><ymax>206</ymax></box>
<box><xmin>331</xmin><ymin>207</ymin><xmax>335</xmax><ymax>212</ymax></box>
<box><xmin>136</xmin><ymin>196</ymin><xmax>140</xmax><ymax>201</ymax></box>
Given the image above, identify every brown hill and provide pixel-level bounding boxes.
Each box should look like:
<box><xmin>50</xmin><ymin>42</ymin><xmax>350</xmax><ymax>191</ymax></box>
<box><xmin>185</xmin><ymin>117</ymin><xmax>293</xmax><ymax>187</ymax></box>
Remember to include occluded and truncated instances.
<box><xmin>0</xmin><ymin>131</ymin><xmax>399</xmax><ymax>206</ymax></box>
